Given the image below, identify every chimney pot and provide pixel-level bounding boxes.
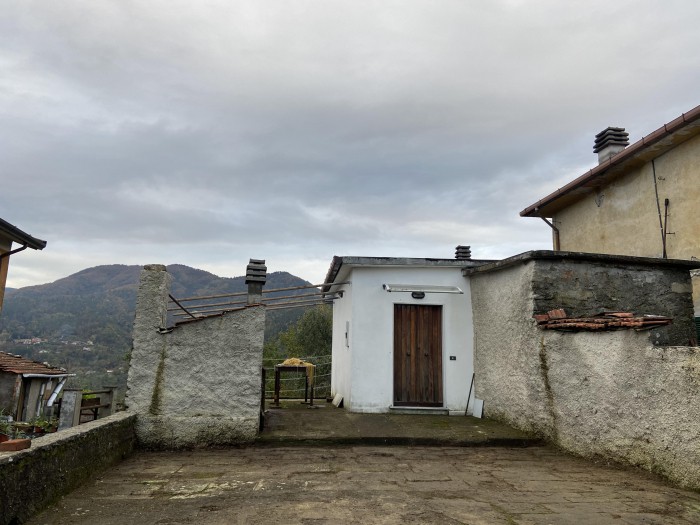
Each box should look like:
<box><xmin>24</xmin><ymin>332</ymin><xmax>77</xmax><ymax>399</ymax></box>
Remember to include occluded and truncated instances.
<box><xmin>455</xmin><ymin>245</ymin><xmax>472</xmax><ymax>260</ymax></box>
<box><xmin>246</xmin><ymin>258</ymin><xmax>267</xmax><ymax>305</ymax></box>
<box><xmin>593</xmin><ymin>126</ymin><xmax>629</xmax><ymax>164</ymax></box>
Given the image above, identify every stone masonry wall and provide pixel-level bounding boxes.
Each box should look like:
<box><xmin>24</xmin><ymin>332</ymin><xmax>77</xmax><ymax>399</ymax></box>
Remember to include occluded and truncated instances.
<box><xmin>126</xmin><ymin>265</ymin><xmax>265</xmax><ymax>449</ymax></box>
<box><xmin>0</xmin><ymin>412</ymin><xmax>136</xmax><ymax>525</ymax></box>
<box><xmin>531</xmin><ymin>258</ymin><xmax>696</xmax><ymax>346</ymax></box>
<box><xmin>470</xmin><ymin>252</ymin><xmax>700</xmax><ymax>489</ymax></box>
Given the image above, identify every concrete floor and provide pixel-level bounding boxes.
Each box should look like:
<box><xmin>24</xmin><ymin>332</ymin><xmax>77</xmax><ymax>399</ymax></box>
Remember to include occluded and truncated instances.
<box><xmin>23</xmin><ymin>403</ymin><xmax>700</xmax><ymax>524</ymax></box>
<box><xmin>27</xmin><ymin>445</ymin><xmax>700</xmax><ymax>525</ymax></box>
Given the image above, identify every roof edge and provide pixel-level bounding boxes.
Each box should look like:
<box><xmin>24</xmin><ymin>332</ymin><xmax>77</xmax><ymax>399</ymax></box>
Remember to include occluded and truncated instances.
<box><xmin>520</xmin><ymin>104</ymin><xmax>700</xmax><ymax>218</ymax></box>
<box><xmin>0</xmin><ymin>218</ymin><xmax>47</xmax><ymax>250</ymax></box>
<box><xmin>463</xmin><ymin>250</ymin><xmax>700</xmax><ymax>276</ymax></box>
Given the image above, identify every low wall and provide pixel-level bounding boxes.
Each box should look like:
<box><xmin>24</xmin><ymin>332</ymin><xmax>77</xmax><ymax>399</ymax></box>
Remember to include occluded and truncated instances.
<box><xmin>0</xmin><ymin>411</ymin><xmax>136</xmax><ymax>525</ymax></box>
<box><xmin>126</xmin><ymin>265</ymin><xmax>265</xmax><ymax>449</ymax></box>
<box><xmin>469</xmin><ymin>251</ymin><xmax>700</xmax><ymax>489</ymax></box>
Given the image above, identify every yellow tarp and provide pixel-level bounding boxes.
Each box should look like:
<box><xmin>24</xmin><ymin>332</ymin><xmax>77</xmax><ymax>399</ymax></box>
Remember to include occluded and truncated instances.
<box><xmin>281</xmin><ymin>357</ymin><xmax>315</xmax><ymax>385</ymax></box>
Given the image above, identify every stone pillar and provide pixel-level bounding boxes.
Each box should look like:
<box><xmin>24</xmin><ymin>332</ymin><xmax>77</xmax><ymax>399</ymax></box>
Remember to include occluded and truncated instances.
<box><xmin>98</xmin><ymin>386</ymin><xmax>116</xmax><ymax>418</ymax></box>
<box><xmin>125</xmin><ymin>264</ymin><xmax>172</xmax><ymax>416</ymax></box>
<box><xmin>246</xmin><ymin>259</ymin><xmax>267</xmax><ymax>305</ymax></box>
<box><xmin>58</xmin><ymin>389</ymin><xmax>82</xmax><ymax>430</ymax></box>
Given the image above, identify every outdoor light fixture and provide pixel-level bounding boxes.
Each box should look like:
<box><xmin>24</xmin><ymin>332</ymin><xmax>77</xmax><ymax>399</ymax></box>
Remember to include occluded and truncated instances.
<box><xmin>382</xmin><ymin>284</ymin><xmax>463</xmax><ymax>294</ymax></box>
<box><xmin>411</xmin><ymin>291</ymin><xmax>426</xmax><ymax>299</ymax></box>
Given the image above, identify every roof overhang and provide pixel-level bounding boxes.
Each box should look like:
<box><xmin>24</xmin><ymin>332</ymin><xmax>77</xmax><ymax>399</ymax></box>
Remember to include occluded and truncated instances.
<box><xmin>520</xmin><ymin>104</ymin><xmax>700</xmax><ymax>218</ymax></box>
<box><xmin>322</xmin><ymin>255</ymin><xmax>494</xmax><ymax>292</ymax></box>
<box><xmin>0</xmin><ymin>218</ymin><xmax>47</xmax><ymax>250</ymax></box>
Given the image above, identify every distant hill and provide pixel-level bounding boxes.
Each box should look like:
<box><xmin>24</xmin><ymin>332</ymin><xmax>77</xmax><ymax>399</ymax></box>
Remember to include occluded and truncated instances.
<box><xmin>0</xmin><ymin>264</ymin><xmax>312</xmax><ymax>393</ymax></box>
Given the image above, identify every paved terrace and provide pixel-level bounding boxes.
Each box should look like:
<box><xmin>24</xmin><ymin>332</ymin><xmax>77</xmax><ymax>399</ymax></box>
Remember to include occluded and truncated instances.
<box><xmin>25</xmin><ymin>403</ymin><xmax>700</xmax><ymax>525</ymax></box>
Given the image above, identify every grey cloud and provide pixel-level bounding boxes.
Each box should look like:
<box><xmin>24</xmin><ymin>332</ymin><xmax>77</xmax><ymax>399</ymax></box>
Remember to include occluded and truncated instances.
<box><xmin>2</xmin><ymin>1</ymin><xmax>699</xmax><ymax>286</ymax></box>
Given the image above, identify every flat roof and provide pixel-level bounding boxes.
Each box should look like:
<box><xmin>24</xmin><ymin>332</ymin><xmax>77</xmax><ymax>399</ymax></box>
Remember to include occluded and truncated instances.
<box><xmin>463</xmin><ymin>250</ymin><xmax>700</xmax><ymax>276</ymax></box>
<box><xmin>323</xmin><ymin>255</ymin><xmax>494</xmax><ymax>290</ymax></box>
<box><xmin>521</xmin><ymin>104</ymin><xmax>700</xmax><ymax>218</ymax></box>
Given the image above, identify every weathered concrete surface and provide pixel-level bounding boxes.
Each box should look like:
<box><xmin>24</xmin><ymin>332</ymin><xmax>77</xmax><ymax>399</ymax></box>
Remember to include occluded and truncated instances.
<box><xmin>543</xmin><ymin>334</ymin><xmax>700</xmax><ymax>490</ymax></box>
<box><xmin>27</xmin><ymin>445</ymin><xmax>700</xmax><ymax>524</ymax></box>
<box><xmin>258</xmin><ymin>401</ymin><xmax>540</xmax><ymax>447</ymax></box>
<box><xmin>470</xmin><ymin>256</ymin><xmax>700</xmax><ymax>490</ymax></box>
<box><xmin>126</xmin><ymin>265</ymin><xmax>265</xmax><ymax>449</ymax></box>
<box><xmin>0</xmin><ymin>411</ymin><xmax>136</xmax><ymax>525</ymax></box>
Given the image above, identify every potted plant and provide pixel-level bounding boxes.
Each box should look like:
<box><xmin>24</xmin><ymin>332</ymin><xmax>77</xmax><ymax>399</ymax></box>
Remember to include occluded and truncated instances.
<box><xmin>0</xmin><ymin>411</ymin><xmax>13</xmax><ymax>442</ymax></box>
<box><xmin>46</xmin><ymin>416</ymin><xmax>59</xmax><ymax>433</ymax></box>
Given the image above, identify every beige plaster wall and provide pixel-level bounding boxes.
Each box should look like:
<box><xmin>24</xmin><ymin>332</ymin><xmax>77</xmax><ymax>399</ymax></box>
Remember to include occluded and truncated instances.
<box><xmin>553</xmin><ymin>134</ymin><xmax>700</xmax><ymax>314</ymax></box>
<box><xmin>554</xmin><ymin>134</ymin><xmax>700</xmax><ymax>260</ymax></box>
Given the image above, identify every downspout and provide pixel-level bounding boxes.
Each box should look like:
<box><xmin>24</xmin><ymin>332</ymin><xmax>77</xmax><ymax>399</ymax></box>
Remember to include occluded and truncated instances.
<box><xmin>652</xmin><ymin>159</ymin><xmax>667</xmax><ymax>258</ymax></box>
<box><xmin>35</xmin><ymin>382</ymin><xmax>47</xmax><ymax>418</ymax></box>
<box><xmin>47</xmin><ymin>377</ymin><xmax>69</xmax><ymax>407</ymax></box>
<box><xmin>0</xmin><ymin>244</ymin><xmax>28</xmax><ymax>261</ymax></box>
<box><xmin>539</xmin><ymin>216</ymin><xmax>561</xmax><ymax>251</ymax></box>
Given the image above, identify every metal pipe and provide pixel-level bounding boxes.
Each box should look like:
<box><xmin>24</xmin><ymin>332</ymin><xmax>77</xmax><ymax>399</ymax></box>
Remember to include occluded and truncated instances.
<box><xmin>652</xmin><ymin>159</ymin><xmax>666</xmax><ymax>257</ymax></box>
<box><xmin>0</xmin><ymin>244</ymin><xmax>28</xmax><ymax>261</ymax></box>
<box><xmin>167</xmin><ymin>290</ymin><xmax>336</xmax><ymax>312</ymax></box>
<box><xmin>662</xmin><ymin>198</ymin><xmax>670</xmax><ymax>259</ymax></box>
<box><xmin>168</xmin><ymin>294</ymin><xmax>197</xmax><ymax>319</ymax></box>
<box><xmin>47</xmin><ymin>377</ymin><xmax>68</xmax><ymax>407</ymax></box>
<box><xmin>539</xmin><ymin>216</ymin><xmax>560</xmax><ymax>251</ymax></box>
<box><xmin>172</xmin><ymin>281</ymin><xmax>351</xmax><ymax>303</ymax></box>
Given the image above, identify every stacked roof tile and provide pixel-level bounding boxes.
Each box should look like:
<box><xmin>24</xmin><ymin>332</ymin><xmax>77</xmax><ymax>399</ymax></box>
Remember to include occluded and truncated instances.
<box><xmin>534</xmin><ymin>310</ymin><xmax>672</xmax><ymax>331</ymax></box>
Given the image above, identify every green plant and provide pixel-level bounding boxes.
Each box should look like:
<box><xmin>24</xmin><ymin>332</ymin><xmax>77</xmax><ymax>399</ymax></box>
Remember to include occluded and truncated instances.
<box><xmin>0</xmin><ymin>416</ymin><xmax>12</xmax><ymax>436</ymax></box>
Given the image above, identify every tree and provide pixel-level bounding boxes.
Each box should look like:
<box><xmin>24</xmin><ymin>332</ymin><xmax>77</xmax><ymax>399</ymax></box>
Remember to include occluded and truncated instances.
<box><xmin>263</xmin><ymin>305</ymin><xmax>333</xmax><ymax>398</ymax></box>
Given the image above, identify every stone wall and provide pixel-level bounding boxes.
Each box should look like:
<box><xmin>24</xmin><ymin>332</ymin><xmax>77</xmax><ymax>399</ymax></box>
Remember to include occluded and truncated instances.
<box><xmin>126</xmin><ymin>264</ymin><xmax>265</xmax><ymax>449</ymax></box>
<box><xmin>0</xmin><ymin>411</ymin><xmax>136</xmax><ymax>525</ymax></box>
<box><xmin>469</xmin><ymin>251</ymin><xmax>700</xmax><ymax>489</ymax></box>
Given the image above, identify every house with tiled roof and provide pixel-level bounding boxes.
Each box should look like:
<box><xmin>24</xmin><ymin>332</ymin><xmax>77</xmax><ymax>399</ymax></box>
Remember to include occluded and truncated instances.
<box><xmin>520</xmin><ymin>104</ymin><xmax>700</xmax><ymax>333</ymax></box>
<box><xmin>0</xmin><ymin>351</ymin><xmax>72</xmax><ymax>421</ymax></box>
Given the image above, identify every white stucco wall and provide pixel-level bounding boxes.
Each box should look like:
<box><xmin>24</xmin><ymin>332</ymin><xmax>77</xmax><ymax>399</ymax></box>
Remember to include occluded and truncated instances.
<box><xmin>330</xmin><ymin>280</ymin><xmax>353</xmax><ymax>404</ymax></box>
<box><xmin>331</xmin><ymin>265</ymin><xmax>474</xmax><ymax>414</ymax></box>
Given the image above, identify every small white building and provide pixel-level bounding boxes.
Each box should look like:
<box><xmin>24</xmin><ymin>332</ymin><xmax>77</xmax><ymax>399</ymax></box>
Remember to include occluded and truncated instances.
<box><xmin>323</xmin><ymin>251</ymin><xmax>490</xmax><ymax>415</ymax></box>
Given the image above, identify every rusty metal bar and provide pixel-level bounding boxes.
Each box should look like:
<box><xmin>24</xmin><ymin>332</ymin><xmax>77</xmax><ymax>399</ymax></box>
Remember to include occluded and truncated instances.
<box><xmin>168</xmin><ymin>294</ymin><xmax>197</xmax><ymax>319</ymax></box>
<box><xmin>171</xmin><ymin>281</ymin><xmax>350</xmax><ymax>303</ymax></box>
<box><xmin>168</xmin><ymin>290</ymin><xmax>337</xmax><ymax>312</ymax></box>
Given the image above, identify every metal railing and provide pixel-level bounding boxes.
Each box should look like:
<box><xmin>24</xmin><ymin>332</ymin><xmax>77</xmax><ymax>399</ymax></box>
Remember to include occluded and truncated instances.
<box><xmin>168</xmin><ymin>281</ymin><xmax>348</xmax><ymax>318</ymax></box>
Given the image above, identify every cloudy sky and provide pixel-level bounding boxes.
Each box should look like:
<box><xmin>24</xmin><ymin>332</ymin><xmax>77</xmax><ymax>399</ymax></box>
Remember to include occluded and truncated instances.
<box><xmin>2</xmin><ymin>1</ymin><xmax>699</xmax><ymax>287</ymax></box>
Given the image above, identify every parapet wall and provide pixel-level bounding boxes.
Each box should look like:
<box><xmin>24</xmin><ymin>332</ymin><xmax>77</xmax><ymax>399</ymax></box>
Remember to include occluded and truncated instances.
<box><xmin>469</xmin><ymin>251</ymin><xmax>700</xmax><ymax>489</ymax></box>
<box><xmin>126</xmin><ymin>265</ymin><xmax>265</xmax><ymax>449</ymax></box>
<box><xmin>0</xmin><ymin>411</ymin><xmax>136</xmax><ymax>525</ymax></box>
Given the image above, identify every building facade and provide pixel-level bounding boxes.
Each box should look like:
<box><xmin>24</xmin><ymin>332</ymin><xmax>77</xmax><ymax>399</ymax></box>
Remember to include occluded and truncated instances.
<box><xmin>521</xmin><ymin>105</ymin><xmax>700</xmax><ymax>315</ymax></box>
<box><xmin>323</xmin><ymin>253</ymin><xmax>490</xmax><ymax>414</ymax></box>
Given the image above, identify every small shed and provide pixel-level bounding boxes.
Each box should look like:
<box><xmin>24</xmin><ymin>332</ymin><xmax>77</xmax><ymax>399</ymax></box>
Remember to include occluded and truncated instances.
<box><xmin>323</xmin><ymin>251</ymin><xmax>491</xmax><ymax>414</ymax></box>
<box><xmin>0</xmin><ymin>352</ymin><xmax>72</xmax><ymax>421</ymax></box>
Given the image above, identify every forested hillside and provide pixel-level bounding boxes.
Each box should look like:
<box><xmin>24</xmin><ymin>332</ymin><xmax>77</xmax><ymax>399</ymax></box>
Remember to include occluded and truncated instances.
<box><xmin>0</xmin><ymin>264</ymin><xmax>314</xmax><ymax>394</ymax></box>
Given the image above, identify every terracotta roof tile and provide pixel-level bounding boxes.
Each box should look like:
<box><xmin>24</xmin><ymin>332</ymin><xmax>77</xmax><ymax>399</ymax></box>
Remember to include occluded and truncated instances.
<box><xmin>0</xmin><ymin>351</ymin><xmax>68</xmax><ymax>375</ymax></box>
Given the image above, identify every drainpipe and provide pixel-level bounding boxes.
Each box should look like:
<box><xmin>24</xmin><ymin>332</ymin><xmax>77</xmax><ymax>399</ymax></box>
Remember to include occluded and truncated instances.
<box><xmin>539</xmin><ymin>217</ymin><xmax>561</xmax><ymax>251</ymax></box>
<box><xmin>0</xmin><ymin>244</ymin><xmax>28</xmax><ymax>261</ymax></box>
<box><xmin>46</xmin><ymin>377</ymin><xmax>69</xmax><ymax>407</ymax></box>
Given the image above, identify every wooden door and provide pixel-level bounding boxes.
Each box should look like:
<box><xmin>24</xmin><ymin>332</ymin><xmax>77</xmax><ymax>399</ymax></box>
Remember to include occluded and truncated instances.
<box><xmin>393</xmin><ymin>304</ymin><xmax>443</xmax><ymax>406</ymax></box>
